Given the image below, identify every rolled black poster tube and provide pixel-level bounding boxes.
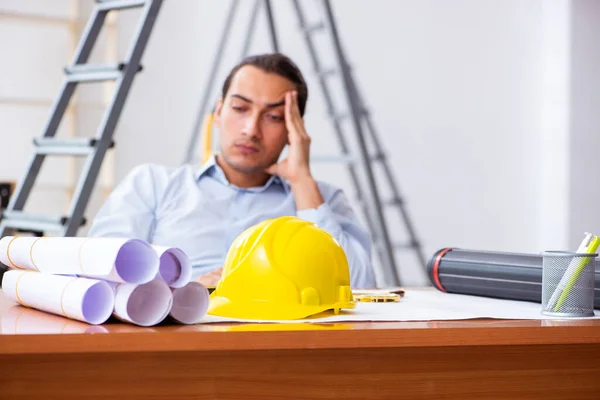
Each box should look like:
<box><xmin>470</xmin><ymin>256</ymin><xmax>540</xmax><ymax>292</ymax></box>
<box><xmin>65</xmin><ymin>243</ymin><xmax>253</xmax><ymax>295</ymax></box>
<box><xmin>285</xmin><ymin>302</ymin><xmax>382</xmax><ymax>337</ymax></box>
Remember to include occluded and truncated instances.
<box><xmin>427</xmin><ymin>248</ymin><xmax>600</xmax><ymax>309</ymax></box>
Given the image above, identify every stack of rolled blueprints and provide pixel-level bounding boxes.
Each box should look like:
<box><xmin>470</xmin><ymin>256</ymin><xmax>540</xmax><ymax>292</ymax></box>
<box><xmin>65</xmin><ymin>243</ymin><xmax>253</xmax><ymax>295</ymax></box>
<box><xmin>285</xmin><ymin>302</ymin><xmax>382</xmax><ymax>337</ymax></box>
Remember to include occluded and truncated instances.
<box><xmin>0</xmin><ymin>236</ymin><xmax>210</xmax><ymax>326</ymax></box>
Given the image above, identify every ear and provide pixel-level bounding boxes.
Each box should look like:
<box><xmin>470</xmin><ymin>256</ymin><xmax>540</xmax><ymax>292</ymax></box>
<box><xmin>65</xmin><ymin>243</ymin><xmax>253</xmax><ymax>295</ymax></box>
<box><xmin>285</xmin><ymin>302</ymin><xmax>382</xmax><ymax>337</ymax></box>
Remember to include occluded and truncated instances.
<box><xmin>213</xmin><ymin>98</ymin><xmax>224</xmax><ymax>126</ymax></box>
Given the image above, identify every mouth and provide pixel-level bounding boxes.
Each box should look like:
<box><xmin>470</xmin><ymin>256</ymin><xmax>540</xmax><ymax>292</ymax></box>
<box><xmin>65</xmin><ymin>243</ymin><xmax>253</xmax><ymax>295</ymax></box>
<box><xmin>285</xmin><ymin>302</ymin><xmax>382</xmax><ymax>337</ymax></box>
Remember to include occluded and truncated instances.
<box><xmin>234</xmin><ymin>144</ymin><xmax>260</xmax><ymax>154</ymax></box>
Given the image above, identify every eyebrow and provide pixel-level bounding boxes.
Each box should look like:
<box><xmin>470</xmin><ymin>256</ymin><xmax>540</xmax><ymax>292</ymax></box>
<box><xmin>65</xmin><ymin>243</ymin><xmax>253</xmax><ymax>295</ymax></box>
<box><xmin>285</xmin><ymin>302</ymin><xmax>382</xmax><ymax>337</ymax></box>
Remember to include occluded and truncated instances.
<box><xmin>231</xmin><ymin>94</ymin><xmax>285</xmax><ymax>108</ymax></box>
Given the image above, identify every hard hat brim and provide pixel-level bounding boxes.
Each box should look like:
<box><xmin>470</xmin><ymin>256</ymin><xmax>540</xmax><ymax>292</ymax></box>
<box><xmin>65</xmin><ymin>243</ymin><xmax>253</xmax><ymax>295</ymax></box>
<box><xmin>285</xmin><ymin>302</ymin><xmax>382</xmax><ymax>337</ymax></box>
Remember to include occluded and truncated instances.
<box><xmin>207</xmin><ymin>294</ymin><xmax>355</xmax><ymax>321</ymax></box>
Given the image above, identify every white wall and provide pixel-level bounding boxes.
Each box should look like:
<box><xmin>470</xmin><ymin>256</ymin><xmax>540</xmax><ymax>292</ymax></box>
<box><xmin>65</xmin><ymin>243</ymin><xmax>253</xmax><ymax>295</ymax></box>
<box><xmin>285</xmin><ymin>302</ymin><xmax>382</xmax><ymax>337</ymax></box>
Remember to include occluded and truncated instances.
<box><xmin>537</xmin><ymin>0</ymin><xmax>600</xmax><ymax>252</ymax></box>
<box><xmin>538</xmin><ymin>0</ymin><xmax>570</xmax><ymax>252</ymax></box>
<box><xmin>332</xmin><ymin>0</ymin><xmax>543</xmax><ymax>285</ymax></box>
<box><xmin>569</xmin><ymin>0</ymin><xmax>600</xmax><ymax>248</ymax></box>
<box><xmin>1</xmin><ymin>0</ymin><xmax>598</xmax><ymax>287</ymax></box>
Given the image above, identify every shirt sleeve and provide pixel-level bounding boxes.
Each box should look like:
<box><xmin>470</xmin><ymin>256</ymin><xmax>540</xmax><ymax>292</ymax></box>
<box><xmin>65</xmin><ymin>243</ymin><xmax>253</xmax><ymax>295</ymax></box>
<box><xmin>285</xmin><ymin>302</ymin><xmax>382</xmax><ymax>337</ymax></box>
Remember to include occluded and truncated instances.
<box><xmin>296</xmin><ymin>187</ymin><xmax>376</xmax><ymax>289</ymax></box>
<box><xmin>87</xmin><ymin>164</ymin><xmax>159</xmax><ymax>242</ymax></box>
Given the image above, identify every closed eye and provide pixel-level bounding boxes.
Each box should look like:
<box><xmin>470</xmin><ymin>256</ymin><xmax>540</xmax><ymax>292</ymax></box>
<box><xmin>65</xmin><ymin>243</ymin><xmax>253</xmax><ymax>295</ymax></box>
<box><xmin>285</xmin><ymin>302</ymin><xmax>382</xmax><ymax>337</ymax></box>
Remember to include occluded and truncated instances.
<box><xmin>267</xmin><ymin>114</ymin><xmax>284</xmax><ymax>122</ymax></box>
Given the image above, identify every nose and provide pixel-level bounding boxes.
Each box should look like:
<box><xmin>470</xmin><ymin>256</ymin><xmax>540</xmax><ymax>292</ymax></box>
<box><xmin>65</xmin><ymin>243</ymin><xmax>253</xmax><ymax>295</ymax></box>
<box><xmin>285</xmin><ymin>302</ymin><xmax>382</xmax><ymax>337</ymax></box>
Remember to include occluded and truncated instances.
<box><xmin>241</xmin><ymin>112</ymin><xmax>261</xmax><ymax>139</ymax></box>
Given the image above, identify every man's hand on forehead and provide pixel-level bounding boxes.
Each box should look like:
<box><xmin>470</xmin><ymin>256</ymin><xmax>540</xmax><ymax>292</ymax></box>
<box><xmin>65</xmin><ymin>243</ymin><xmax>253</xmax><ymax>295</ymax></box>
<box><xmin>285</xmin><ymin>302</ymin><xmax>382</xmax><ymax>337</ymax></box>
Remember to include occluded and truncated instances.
<box><xmin>264</xmin><ymin>90</ymin><xmax>312</xmax><ymax>184</ymax></box>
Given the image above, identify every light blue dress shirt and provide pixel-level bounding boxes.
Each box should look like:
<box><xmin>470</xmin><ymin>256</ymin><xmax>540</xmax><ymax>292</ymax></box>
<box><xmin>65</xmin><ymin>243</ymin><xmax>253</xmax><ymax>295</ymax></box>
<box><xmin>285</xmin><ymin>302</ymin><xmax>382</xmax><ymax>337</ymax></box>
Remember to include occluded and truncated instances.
<box><xmin>88</xmin><ymin>155</ymin><xmax>376</xmax><ymax>288</ymax></box>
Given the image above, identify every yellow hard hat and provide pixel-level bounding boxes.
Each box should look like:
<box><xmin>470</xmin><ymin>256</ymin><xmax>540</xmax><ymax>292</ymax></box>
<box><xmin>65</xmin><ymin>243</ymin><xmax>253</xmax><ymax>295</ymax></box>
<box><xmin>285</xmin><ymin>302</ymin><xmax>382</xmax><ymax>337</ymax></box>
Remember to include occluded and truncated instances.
<box><xmin>207</xmin><ymin>216</ymin><xmax>355</xmax><ymax>320</ymax></box>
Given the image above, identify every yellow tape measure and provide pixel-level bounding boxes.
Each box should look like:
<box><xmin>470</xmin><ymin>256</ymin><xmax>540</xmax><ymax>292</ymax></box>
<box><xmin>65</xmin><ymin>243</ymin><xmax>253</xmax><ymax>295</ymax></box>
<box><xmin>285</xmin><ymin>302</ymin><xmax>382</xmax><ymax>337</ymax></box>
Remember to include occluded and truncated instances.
<box><xmin>352</xmin><ymin>289</ymin><xmax>404</xmax><ymax>303</ymax></box>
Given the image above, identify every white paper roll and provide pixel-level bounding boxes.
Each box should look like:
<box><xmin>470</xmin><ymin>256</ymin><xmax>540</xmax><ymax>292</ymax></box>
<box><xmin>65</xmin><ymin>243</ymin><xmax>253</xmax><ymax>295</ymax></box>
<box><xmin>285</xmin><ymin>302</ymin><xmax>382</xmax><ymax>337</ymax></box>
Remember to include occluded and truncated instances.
<box><xmin>153</xmin><ymin>246</ymin><xmax>192</xmax><ymax>288</ymax></box>
<box><xmin>169</xmin><ymin>281</ymin><xmax>210</xmax><ymax>324</ymax></box>
<box><xmin>0</xmin><ymin>236</ymin><xmax>159</xmax><ymax>284</ymax></box>
<box><xmin>112</xmin><ymin>279</ymin><xmax>173</xmax><ymax>326</ymax></box>
<box><xmin>1</xmin><ymin>305</ymin><xmax>109</xmax><ymax>334</ymax></box>
<box><xmin>1</xmin><ymin>270</ymin><xmax>115</xmax><ymax>325</ymax></box>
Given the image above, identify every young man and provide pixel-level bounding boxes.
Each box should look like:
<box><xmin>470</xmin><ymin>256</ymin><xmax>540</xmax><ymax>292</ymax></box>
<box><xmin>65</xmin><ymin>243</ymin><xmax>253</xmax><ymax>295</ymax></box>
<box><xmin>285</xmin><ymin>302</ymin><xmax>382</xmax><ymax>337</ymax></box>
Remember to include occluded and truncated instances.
<box><xmin>88</xmin><ymin>53</ymin><xmax>376</xmax><ymax>288</ymax></box>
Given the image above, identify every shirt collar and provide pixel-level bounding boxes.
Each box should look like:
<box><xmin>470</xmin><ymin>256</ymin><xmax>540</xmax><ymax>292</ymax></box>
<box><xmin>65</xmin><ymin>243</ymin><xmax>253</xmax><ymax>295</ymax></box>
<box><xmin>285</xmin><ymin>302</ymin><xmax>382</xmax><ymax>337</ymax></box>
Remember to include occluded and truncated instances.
<box><xmin>196</xmin><ymin>154</ymin><xmax>290</xmax><ymax>193</ymax></box>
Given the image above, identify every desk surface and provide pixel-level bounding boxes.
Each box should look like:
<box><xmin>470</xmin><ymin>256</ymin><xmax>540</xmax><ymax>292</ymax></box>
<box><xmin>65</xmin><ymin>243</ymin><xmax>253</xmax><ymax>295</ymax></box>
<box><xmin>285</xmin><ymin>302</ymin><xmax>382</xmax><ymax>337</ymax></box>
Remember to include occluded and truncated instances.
<box><xmin>2</xmin><ymin>289</ymin><xmax>600</xmax><ymax>399</ymax></box>
<box><xmin>2</xmin><ymin>289</ymin><xmax>600</xmax><ymax>355</ymax></box>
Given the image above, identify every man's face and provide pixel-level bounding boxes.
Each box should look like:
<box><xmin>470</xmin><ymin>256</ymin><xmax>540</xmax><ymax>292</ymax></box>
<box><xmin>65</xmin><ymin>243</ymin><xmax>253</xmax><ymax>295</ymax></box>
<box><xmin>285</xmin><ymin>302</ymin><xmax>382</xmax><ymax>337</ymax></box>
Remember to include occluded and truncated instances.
<box><xmin>214</xmin><ymin>65</ymin><xmax>295</xmax><ymax>175</ymax></box>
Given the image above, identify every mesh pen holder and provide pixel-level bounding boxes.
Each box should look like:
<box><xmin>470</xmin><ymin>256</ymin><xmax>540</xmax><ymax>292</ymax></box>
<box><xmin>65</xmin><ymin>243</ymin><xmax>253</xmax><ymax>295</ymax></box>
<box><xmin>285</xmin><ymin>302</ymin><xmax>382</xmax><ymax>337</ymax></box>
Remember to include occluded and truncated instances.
<box><xmin>541</xmin><ymin>251</ymin><xmax>597</xmax><ymax>317</ymax></box>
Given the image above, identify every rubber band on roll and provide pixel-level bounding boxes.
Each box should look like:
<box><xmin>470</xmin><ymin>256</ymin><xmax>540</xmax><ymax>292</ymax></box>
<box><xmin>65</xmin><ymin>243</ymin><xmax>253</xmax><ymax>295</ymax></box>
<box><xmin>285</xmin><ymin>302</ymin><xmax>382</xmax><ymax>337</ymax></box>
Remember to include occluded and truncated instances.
<box><xmin>60</xmin><ymin>278</ymin><xmax>78</xmax><ymax>320</ymax></box>
<box><xmin>14</xmin><ymin>270</ymin><xmax>30</xmax><ymax>307</ymax></box>
<box><xmin>29</xmin><ymin>238</ymin><xmax>42</xmax><ymax>271</ymax></box>
<box><xmin>6</xmin><ymin>236</ymin><xmax>23</xmax><ymax>269</ymax></box>
<box><xmin>77</xmin><ymin>237</ymin><xmax>94</xmax><ymax>275</ymax></box>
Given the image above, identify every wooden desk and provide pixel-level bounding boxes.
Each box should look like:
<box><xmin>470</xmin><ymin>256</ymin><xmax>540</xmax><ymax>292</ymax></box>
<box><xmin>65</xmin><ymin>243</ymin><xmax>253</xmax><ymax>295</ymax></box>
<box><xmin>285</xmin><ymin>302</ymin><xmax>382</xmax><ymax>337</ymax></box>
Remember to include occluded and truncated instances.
<box><xmin>1</xmin><ymin>291</ymin><xmax>600</xmax><ymax>399</ymax></box>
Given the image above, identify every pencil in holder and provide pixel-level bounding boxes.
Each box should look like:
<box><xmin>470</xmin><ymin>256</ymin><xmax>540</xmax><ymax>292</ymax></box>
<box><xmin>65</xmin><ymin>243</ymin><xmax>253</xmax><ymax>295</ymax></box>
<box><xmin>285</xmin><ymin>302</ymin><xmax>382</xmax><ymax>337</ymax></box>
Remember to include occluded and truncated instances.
<box><xmin>541</xmin><ymin>251</ymin><xmax>597</xmax><ymax>317</ymax></box>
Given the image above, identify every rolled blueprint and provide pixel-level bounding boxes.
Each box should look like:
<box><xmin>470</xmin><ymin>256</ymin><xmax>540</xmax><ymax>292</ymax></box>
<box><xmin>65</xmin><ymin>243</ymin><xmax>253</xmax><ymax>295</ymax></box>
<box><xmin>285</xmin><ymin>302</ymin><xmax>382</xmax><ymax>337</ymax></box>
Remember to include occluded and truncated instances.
<box><xmin>112</xmin><ymin>278</ymin><xmax>173</xmax><ymax>326</ymax></box>
<box><xmin>0</xmin><ymin>236</ymin><xmax>159</xmax><ymax>284</ymax></box>
<box><xmin>427</xmin><ymin>247</ymin><xmax>600</xmax><ymax>309</ymax></box>
<box><xmin>169</xmin><ymin>281</ymin><xmax>210</xmax><ymax>324</ymax></box>
<box><xmin>1</xmin><ymin>270</ymin><xmax>115</xmax><ymax>325</ymax></box>
<box><xmin>153</xmin><ymin>246</ymin><xmax>192</xmax><ymax>288</ymax></box>
<box><xmin>1</xmin><ymin>305</ymin><xmax>109</xmax><ymax>334</ymax></box>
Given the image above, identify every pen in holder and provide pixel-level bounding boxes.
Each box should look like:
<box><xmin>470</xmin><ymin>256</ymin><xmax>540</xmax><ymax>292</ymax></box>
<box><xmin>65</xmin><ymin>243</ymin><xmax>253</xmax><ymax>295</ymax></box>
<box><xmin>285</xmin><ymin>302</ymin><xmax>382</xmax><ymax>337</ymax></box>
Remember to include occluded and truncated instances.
<box><xmin>541</xmin><ymin>251</ymin><xmax>597</xmax><ymax>317</ymax></box>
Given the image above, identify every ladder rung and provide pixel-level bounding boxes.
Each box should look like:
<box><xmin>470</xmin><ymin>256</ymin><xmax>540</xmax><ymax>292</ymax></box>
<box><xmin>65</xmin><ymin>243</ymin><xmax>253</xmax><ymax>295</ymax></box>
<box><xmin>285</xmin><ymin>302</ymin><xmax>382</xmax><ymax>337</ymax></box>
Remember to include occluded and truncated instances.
<box><xmin>311</xmin><ymin>152</ymin><xmax>383</xmax><ymax>166</ymax></box>
<box><xmin>96</xmin><ymin>0</ymin><xmax>147</xmax><ymax>11</ymax></box>
<box><xmin>371</xmin><ymin>152</ymin><xmax>385</xmax><ymax>162</ymax></box>
<box><xmin>311</xmin><ymin>155</ymin><xmax>356</xmax><ymax>164</ymax></box>
<box><xmin>394</xmin><ymin>242</ymin><xmax>420</xmax><ymax>250</ymax></box>
<box><xmin>317</xmin><ymin>63</ymin><xmax>353</xmax><ymax>78</ymax></box>
<box><xmin>33</xmin><ymin>138</ymin><xmax>114</xmax><ymax>156</ymax></box>
<box><xmin>372</xmin><ymin>240</ymin><xmax>419</xmax><ymax>250</ymax></box>
<box><xmin>386</xmin><ymin>197</ymin><xmax>405</xmax><ymax>206</ymax></box>
<box><xmin>1</xmin><ymin>211</ymin><xmax>87</xmax><ymax>232</ymax></box>
<box><xmin>331</xmin><ymin>108</ymin><xmax>368</xmax><ymax>121</ymax></box>
<box><xmin>302</xmin><ymin>22</ymin><xmax>325</xmax><ymax>34</ymax></box>
<box><xmin>331</xmin><ymin>111</ymin><xmax>349</xmax><ymax>121</ymax></box>
<box><xmin>1</xmin><ymin>211</ymin><xmax>66</xmax><ymax>233</ymax></box>
<box><xmin>65</xmin><ymin>64</ymin><xmax>124</xmax><ymax>83</ymax></box>
<box><xmin>317</xmin><ymin>68</ymin><xmax>337</xmax><ymax>78</ymax></box>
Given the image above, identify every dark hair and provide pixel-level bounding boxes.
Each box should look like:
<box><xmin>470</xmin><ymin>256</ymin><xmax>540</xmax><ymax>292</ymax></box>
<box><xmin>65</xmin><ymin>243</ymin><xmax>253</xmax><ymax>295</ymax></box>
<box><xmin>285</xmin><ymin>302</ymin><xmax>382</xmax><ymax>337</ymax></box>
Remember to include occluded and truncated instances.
<box><xmin>221</xmin><ymin>53</ymin><xmax>308</xmax><ymax>116</ymax></box>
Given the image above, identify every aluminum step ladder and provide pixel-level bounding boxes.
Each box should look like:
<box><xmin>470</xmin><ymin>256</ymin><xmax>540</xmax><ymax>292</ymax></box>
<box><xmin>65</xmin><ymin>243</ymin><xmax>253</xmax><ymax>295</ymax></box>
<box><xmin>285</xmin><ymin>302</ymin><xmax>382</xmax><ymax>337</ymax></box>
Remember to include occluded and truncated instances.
<box><xmin>0</xmin><ymin>0</ymin><xmax>164</xmax><ymax>238</ymax></box>
<box><xmin>183</xmin><ymin>0</ymin><xmax>427</xmax><ymax>286</ymax></box>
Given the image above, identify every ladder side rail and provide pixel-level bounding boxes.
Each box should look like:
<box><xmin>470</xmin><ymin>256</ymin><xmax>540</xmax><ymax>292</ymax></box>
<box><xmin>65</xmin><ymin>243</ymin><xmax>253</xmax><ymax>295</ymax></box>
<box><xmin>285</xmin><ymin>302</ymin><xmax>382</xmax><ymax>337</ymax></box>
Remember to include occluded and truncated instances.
<box><xmin>290</xmin><ymin>0</ymin><xmax>395</xmax><ymax>285</ymax></box>
<box><xmin>184</xmin><ymin>0</ymin><xmax>241</xmax><ymax>165</ymax></box>
<box><xmin>240</xmin><ymin>0</ymin><xmax>263</xmax><ymax>59</ymax></box>
<box><xmin>349</xmin><ymin>77</ymin><xmax>427</xmax><ymax>270</ymax></box>
<box><xmin>320</xmin><ymin>0</ymin><xmax>400</xmax><ymax>285</ymax></box>
<box><xmin>64</xmin><ymin>0</ymin><xmax>164</xmax><ymax>235</ymax></box>
<box><xmin>264</xmin><ymin>0</ymin><xmax>280</xmax><ymax>52</ymax></box>
<box><xmin>3</xmin><ymin>8</ymin><xmax>109</xmax><ymax>216</ymax></box>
